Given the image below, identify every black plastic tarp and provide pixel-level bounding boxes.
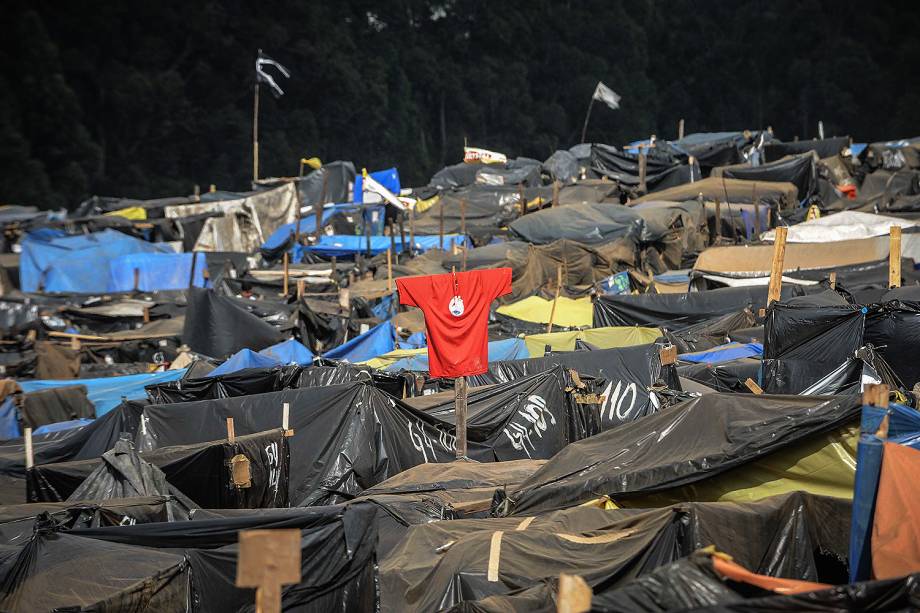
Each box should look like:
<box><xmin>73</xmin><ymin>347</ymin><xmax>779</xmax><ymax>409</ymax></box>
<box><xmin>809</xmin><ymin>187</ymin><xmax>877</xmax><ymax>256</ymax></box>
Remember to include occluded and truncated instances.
<box><xmin>677</xmin><ymin>357</ymin><xmax>762</xmax><ymax>393</ymax></box>
<box><xmin>762</xmin><ymin>137</ymin><xmax>849</xmax><ymax>163</ymax></box>
<box><xmin>469</xmin><ymin>344</ymin><xmax>677</xmax><ymax>431</ymax></box>
<box><xmin>866</xmin><ymin>299</ymin><xmax>920</xmax><ymax>388</ymax></box>
<box><xmin>30</xmin><ymin>429</ymin><xmax>289</xmax><ymax>510</ymax></box>
<box><xmin>594</xmin><ymin>284</ymin><xmax>809</xmax><ymax>329</ymax></box>
<box><xmin>508</xmin><ymin>202</ymin><xmax>646</xmax><ymax>245</ymax></box>
<box><xmin>380</xmin><ymin>491</ymin><xmax>849</xmax><ymax>613</ymax></box>
<box><xmin>711</xmin><ymin>152</ymin><xmax>818</xmax><ymax>201</ymax></box>
<box><xmin>182</xmin><ymin>288</ymin><xmax>285</xmax><ymax>358</ymax></box>
<box><xmin>146</xmin><ymin>365</ymin><xmax>301</xmax><ymax>403</ymax></box>
<box><xmin>505</xmin><ymin>393</ymin><xmax>860</xmax><ymax>515</ymax></box>
<box><xmin>590</xmin><ymin>144</ymin><xmax>699</xmax><ymax>194</ymax></box>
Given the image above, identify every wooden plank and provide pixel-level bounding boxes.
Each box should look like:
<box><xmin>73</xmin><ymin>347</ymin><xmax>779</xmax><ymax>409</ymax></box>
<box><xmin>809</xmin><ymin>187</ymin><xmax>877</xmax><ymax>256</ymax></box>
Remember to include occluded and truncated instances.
<box><xmin>236</xmin><ymin>529</ymin><xmax>302</xmax><ymax>613</ymax></box>
<box><xmin>889</xmin><ymin>225</ymin><xmax>902</xmax><ymax>288</ymax></box>
<box><xmin>455</xmin><ymin>376</ymin><xmax>468</xmax><ymax>459</ymax></box>
<box><xmin>557</xmin><ymin>573</ymin><xmax>592</xmax><ymax>613</ymax></box>
<box><xmin>744</xmin><ymin>378</ymin><xmax>764</xmax><ymax>394</ymax></box>
<box><xmin>829</xmin><ymin>271</ymin><xmax>837</xmax><ymax>289</ymax></box>
<box><xmin>767</xmin><ymin>226</ymin><xmax>788</xmax><ymax>305</ymax></box>
<box><xmin>658</xmin><ymin>345</ymin><xmax>677</xmax><ymax>366</ymax></box>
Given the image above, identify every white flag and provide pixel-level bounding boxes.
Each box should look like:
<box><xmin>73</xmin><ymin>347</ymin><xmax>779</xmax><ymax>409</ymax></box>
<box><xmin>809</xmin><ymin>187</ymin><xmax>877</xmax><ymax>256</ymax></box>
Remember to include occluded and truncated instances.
<box><xmin>592</xmin><ymin>82</ymin><xmax>621</xmax><ymax>110</ymax></box>
<box><xmin>256</xmin><ymin>50</ymin><xmax>291</xmax><ymax>98</ymax></box>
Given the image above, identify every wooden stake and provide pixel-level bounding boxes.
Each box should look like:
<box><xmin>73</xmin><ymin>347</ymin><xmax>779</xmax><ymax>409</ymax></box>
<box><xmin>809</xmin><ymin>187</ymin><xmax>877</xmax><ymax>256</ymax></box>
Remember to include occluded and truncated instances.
<box><xmin>296</xmin><ymin>279</ymin><xmax>305</xmax><ymax>301</ymax></box>
<box><xmin>226</xmin><ymin>417</ymin><xmax>235</xmax><ymax>443</ymax></box>
<box><xmin>557</xmin><ymin>573</ymin><xmax>592</xmax><ymax>613</ymax></box>
<box><xmin>637</xmin><ymin>151</ymin><xmax>648</xmax><ymax>194</ymax></box>
<box><xmin>678</xmin><ymin>118</ymin><xmax>685</xmax><ymax>141</ymax></box>
<box><xmin>282</xmin><ymin>402</ymin><xmax>290</xmax><ymax>432</ymax></box>
<box><xmin>546</xmin><ymin>265</ymin><xmax>563</xmax><ymax>333</ymax></box>
<box><xmin>829</xmin><ymin>271</ymin><xmax>837</xmax><ymax>289</ymax></box>
<box><xmin>439</xmin><ymin>200</ymin><xmax>445</xmax><ymax>251</ymax></box>
<box><xmin>461</xmin><ymin>245</ymin><xmax>467</xmax><ymax>272</ymax></box>
<box><xmin>409</xmin><ymin>205</ymin><xmax>416</xmax><ymax>255</ymax></box>
<box><xmin>753</xmin><ymin>185</ymin><xmax>762</xmax><ymax>237</ymax></box>
<box><xmin>460</xmin><ymin>199</ymin><xmax>467</xmax><ymax>238</ymax></box>
<box><xmin>767</xmin><ymin>226</ymin><xmax>788</xmax><ymax>305</ymax></box>
<box><xmin>282</xmin><ymin>252</ymin><xmax>289</xmax><ymax>297</ymax></box>
<box><xmin>518</xmin><ymin>184</ymin><xmax>527</xmax><ymax>217</ymax></box>
<box><xmin>714</xmin><ymin>199</ymin><xmax>722</xmax><ymax>241</ymax></box>
<box><xmin>24</xmin><ymin>427</ymin><xmax>33</xmax><ymax>470</ymax></box>
<box><xmin>889</xmin><ymin>226</ymin><xmax>902</xmax><ymax>289</ymax></box>
<box><xmin>455</xmin><ymin>376</ymin><xmax>468</xmax><ymax>459</ymax></box>
<box><xmin>236</xmin><ymin>529</ymin><xmax>302</xmax><ymax>613</ymax></box>
<box><xmin>143</xmin><ymin>307</ymin><xmax>150</xmax><ymax>323</ymax></box>
<box><xmin>386</xmin><ymin>248</ymin><xmax>393</xmax><ymax>293</ymax></box>
<box><xmin>552</xmin><ymin>180</ymin><xmax>560</xmax><ymax>207</ymax></box>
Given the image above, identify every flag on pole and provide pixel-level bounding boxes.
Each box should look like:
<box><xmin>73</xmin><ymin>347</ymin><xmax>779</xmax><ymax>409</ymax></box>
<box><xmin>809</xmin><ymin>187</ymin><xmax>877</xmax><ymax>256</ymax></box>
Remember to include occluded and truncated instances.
<box><xmin>256</xmin><ymin>50</ymin><xmax>291</xmax><ymax>98</ymax></box>
<box><xmin>592</xmin><ymin>82</ymin><xmax>621</xmax><ymax>110</ymax></box>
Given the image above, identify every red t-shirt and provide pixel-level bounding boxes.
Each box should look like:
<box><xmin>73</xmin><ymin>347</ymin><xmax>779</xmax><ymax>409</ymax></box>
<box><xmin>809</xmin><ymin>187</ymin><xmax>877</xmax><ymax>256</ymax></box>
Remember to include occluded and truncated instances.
<box><xmin>397</xmin><ymin>268</ymin><xmax>512</xmax><ymax>378</ymax></box>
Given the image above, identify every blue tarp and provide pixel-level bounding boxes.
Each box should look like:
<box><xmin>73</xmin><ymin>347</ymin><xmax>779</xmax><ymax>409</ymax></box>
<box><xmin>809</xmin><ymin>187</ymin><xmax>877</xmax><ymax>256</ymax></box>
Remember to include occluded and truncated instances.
<box><xmin>323</xmin><ymin>321</ymin><xmax>396</xmax><ymax>363</ymax></box>
<box><xmin>384</xmin><ymin>338</ymin><xmax>529</xmax><ymax>372</ymax></box>
<box><xmin>404</xmin><ymin>331</ymin><xmax>427</xmax><ymax>349</ymax></box>
<box><xmin>0</xmin><ymin>397</ymin><xmax>18</xmax><ymax>439</ymax></box>
<box><xmin>372</xmin><ymin>294</ymin><xmax>396</xmax><ymax>321</ymax></box>
<box><xmin>849</xmin><ymin>403</ymin><xmax>920</xmax><ymax>581</ymax></box>
<box><xmin>208</xmin><ymin>349</ymin><xmax>281</xmax><ymax>377</ymax></box>
<box><xmin>354</xmin><ymin>168</ymin><xmax>400</xmax><ymax>202</ymax></box>
<box><xmin>304</xmin><ymin>234</ymin><xmax>469</xmax><ymax>257</ymax></box>
<box><xmin>259</xmin><ymin>339</ymin><xmax>315</xmax><ymax>365</ymax></box>
<box><xmin>20</xmin><ymin>229</ymin><xmax>175</xmax><ymax>293</ymax></box>
<box><xmin>33</xmin><ymin>418</ymin><xmax>94</xmax><ymax>436</ymax></box>
<box><xmin>680</xmin><ymin>342</ymin><xmax>763</xmax><ymax>364</ymax></box>
<box><xmin>19</xmin><ymin>369</ymin><xmax>186</xmax><ymax>416</ymax></box>
<box><xmin>109</xmin><ymin>252</ymin><xmax>208</xmax><ymax>292</ymax></box>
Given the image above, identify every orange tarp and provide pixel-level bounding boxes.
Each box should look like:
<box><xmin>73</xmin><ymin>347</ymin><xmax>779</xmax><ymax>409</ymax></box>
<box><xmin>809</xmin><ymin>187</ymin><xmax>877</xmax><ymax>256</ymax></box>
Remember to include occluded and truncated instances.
<box><xmin>872</xmin><ymin>442</ymin><xmax>920</xmax><ymax>580</ymax></box>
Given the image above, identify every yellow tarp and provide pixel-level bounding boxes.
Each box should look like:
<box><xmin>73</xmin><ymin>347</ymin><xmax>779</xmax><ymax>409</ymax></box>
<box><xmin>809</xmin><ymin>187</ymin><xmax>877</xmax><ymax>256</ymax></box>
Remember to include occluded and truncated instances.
<box><xmin>414</xmin><ymin>194</ymin><xmax>438</xmax><ymax>215</ymax></box>
<box><xmin>523</xmin><ymin>326</ymin><xmax>661</xmax><ymax>356</ymax></box>
<box><xmin>104</xmin><ymin>206</ymin><xmax>147</xmax><ymax>220</ymax></box>
<box><xmin>496</xmin><ymin>296</ymin><xmax>594</xmax><ymax>328</ymax></box>
<box><xmin>363</xmin><ymin>348</ymin><xmax>426</xmax><ymax>370</ymax></box>
<box><xmin>612</xmin><ymin>422</ymin><xmax>859</xmax><ymax>508</ymax></box>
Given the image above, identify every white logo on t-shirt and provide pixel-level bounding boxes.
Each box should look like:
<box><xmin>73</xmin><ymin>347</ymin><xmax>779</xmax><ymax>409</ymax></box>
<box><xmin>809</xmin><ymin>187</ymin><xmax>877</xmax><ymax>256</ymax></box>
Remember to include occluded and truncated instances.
<box><xmin>449</xmin><ymin>295</ymin><xmax>465</xmax><ymax>317</ymax></box>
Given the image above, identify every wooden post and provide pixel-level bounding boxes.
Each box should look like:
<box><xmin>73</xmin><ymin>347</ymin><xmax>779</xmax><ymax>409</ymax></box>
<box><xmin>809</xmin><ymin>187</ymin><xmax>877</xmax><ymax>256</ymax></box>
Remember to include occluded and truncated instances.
<box><xmin>296</xmin><ymin>279</ymin><xmax>305</xmax><ymax>301</ymax></box>
<box><xmin>252</xmin><ymin>82</ymin><xmax>260</xmax><ymax>183</ymax></box>
<box><xmin>552</xmin><ymin>180</ymin><xmax>560</xmax><ymax>207</ymax></box>
<box><xmin>455</xmin><ymin>376</ymin><xmax>468</xmax><ymax>459</ymax></box>
<box><xmin>439</xmin><ymin>200</ymin><xmax>445</xmax><ymax>251</ymax></box>
<box><xmin>293</xmin><ymin>184</ymin><xmax>304</xmax><ymax>247</ymax></box>
<box><xmin>767</xmin><ymin>226</ymin><xmax>788</xmax><ymax>305</ymax></box>
<box><xmin>386</xmin><ymin>248</ymin><xmax>393</xmax><ymax>293</ymax></box>
<box><xmin>557</xmin><ymin>573</ymin><xmax>592</xmax><ymax>613</ymax></box>
<box><xmin>753</xmin><ymin>184</ymin><xmax>762</xmax><ymax>237</ymax></box>
<box><xmin>678</xmin><ymin>118</ymin><xmax>685</xmax><ymax>141</ymax></box>
<box><xmin>282</xmin><ymin>402</ymin><xmax>290</xmax><ymax>433</ymax></box>
<box><xmin>133</xmin><ymin>268</ymin><xmax>140</xmax><ymax>292</ymax></box>
<box><xmin>409</xmin><ymin>205</ymin><xmax>416</xmax><ymax>256</ymax></box>
<box><xmin>637</xmin><ymin>150</ymin><xmax>648</xmax><ymax>194</ymax></box>
<box><xmin>461</xmin><ymin>245</ymin><xmax>467</xmax><ymax>272</ymax></box>
<box><xmin>24</xmin><ymin>427</ymin><xmax>33</xmax><ymax>470</ymax></box>
<box><xmin>714</xmin><ymin>199</ymin><xmax>722</xmax><ymax>241</ymax></box>
<box><xmin>829</xmin><ymin>271</ymin><xmax>837</xmax><ymax>289</ymax></box>
<box><xmin>518</xmin><ymin>184</ymin><xmax>527</xmax><ymax>217</ymax></box>
<box><xmin>398</xmin><ymin>216</ymin><xmax>406</xmax><ymax>256</ymax></box>
<box><xmin>388</xmin><ymin>220</ymin><xmax>396</xmax><ymax>257</ymax></box>
<box><xmin>863</xmin><ymin>383</ymin><xmax>890</xmax><ymax>409</ymax></box>
<box><xmin>226</xmin><ymin>417</ymin><xmax>235</xmax><ymax>443</ymax></box>
<box><xmin>460</xmin><ymin>199</ymin><xmax>467</xmax><ymax>239</ymax></box>
<box><xmin>338</xmin><ymin>287</ymin><xmax>350</xmax><ymax>311</ymax></box>
<box><xmin>143</xmin><ymin>306</ymin><xmax>150</xmax><ymax>323</ymax></box>
<box><xmin>889</xmin><ymin>226</ymin><xmax>902</xmax><ymax>289</ymax></box>
<box><xmin>236</xmin><ymin>529</ymin><xmax>302</xmax><ymax>613</ymax></box>
<box><xmin>282</xmin><ymin>252</ymin><xmax>290</xmax><ymax>297</ymax></box>
<box><xmin>546</xmin><ymin>265</ymin><xmax>563</xmax><ymax>333</ymax></box>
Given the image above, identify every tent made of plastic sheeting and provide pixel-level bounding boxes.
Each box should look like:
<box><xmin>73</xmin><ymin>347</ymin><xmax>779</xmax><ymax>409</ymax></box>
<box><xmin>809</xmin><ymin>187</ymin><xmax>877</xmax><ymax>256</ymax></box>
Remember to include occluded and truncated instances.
<box><xmin>504</xmin><ymin>393</ymin><xmax>861</xmax><ymax>515</ymax></box>
<box><xmin>323</xmin><ymin>320</ymin><xmax>395</xmax><ymax>363</ymax></box>
<box><xmin>68</xmin><ymin>502</ymin><xmax>379</xmax><ymax>612</ymax></box>
<box><xmin>508</xmin><ymin>202</ymin><xmax>646</xmax><ymax>245</ymax></box>
<box><xmin>19</xmin><ymin>369</ymin><xmax>185</xmax><ymax>416</ymax></box>
<box><xmin>109</xmin><ymin>251</ymin><xmax>208</xmax><ymax>292</ymax></box>
<box><xmin>19</xmin><ymin>228</ymin><xmax>175</xmax><ymax>293</ymax></box>
<box><xmin>164</xmin><ymin>182</ymin><xmax>298</xmax><ymax>253</ymax></box>
<box><xmin>589</xmin><ymin>144</ymin><xmax>700</xmax><ymax>195</ymax></box>
<box><xmin>849</xmin><ymin>402</ymin><xmax>920</xmax><ymax>582</ymax></box>
<box><xmin>630</xmin><ymin>176</ymin><xmax>799</xmax><ymax>210</ymax></box>
<box><xmin>182</xmin><ymin>288</ymin><xmax>286</xmax><ymax>358</ymax></box>
<box><xmin>0</xmin><ymin>528</ymin><xmax>191</xmax><ymax>612</ymax></box>
<box><xmin>259</xmin><ymin>338</ymin><xmax>314</xmax><ymax>365</ymax></box>
<box><xmin>496</xmin><ymin>295</ymin><xmax>594</xmax><ymax>327</ymax></box>
<box><xmin>762</xmin><ymin>136</ymin><xmax>849</xmax><ymax>163</ymax></box>
<box><xmin>695</xmin><ymin>236</ymin><xmax>894</xmax><ymax>279</ymax></box>
<box><xmin>677</xmin><ymin>357</ymin><xmax>763</xmax><ymax>393</ymax></box>
<box><xmin>379</xmin><ymin>492</ymin><xmax>849</xmax><ymax>613</ymax></box>
<box><xmin>206</xmin><ymin>348</ymin><xmax>281</xmax><ymax>377</ymax></box>
<box><xmin>29</xmin><ymin>429</ymin><xmax>289</xmax><ymax>510</ymax></box>
<box><xmin>303</xmin><ymin>233</ymin><xmax>469</xmax><ymax>257</ymax></box>
<box><xmin>761</xmin><ymin>210</ymin><xmax>920</xmax><ymax>254</ymax></box>
<box><xmin>594</xmin><ymin>284</ymin><xmax>809</xmax><ymax>328</ymax></box>
<box><xmin>711</xmin><ymin>151</ymin><xmax>819</xmax><ymax>202</ymax></box>
<box><xmin>365</xmin><ymin>337</ymin><xmax>528</xmax><ymax>372</ymax></box>
<box><xmin>680</xmin><ymin>341</ymin><xmax>764</xmax><ymax>364</ymax></box>
<box><xmin>521</xmin><ymin>325</ymin><xmax>661</xmax><ymax>356</ymax></box>
<box><xmin>354</xmin><ymin>167</ymin><xmax>400</xmax><ymax>202</ymax></box>
<box><xmin>259</xmin><ymin>203</ymin><xmax>386</xmax><ymax>260</ymax></box>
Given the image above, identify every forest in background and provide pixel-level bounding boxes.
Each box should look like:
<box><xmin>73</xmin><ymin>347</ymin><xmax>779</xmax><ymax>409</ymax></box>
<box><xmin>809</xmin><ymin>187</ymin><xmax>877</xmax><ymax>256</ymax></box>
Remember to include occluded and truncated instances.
<box><xmin>1</xmin><ymin>0</ymin><xmax>918</xmax><ymax>209</ymax></box>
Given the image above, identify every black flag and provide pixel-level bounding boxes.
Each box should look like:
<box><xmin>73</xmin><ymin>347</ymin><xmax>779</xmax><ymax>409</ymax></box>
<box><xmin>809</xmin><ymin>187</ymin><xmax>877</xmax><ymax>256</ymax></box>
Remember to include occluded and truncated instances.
<box><xmin>255</xmin><ymin>49</ymin><xmax>291</xmax><ymax>98</ymax></box>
